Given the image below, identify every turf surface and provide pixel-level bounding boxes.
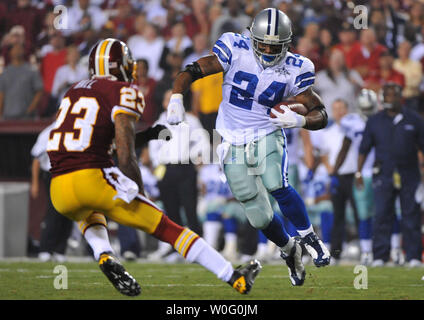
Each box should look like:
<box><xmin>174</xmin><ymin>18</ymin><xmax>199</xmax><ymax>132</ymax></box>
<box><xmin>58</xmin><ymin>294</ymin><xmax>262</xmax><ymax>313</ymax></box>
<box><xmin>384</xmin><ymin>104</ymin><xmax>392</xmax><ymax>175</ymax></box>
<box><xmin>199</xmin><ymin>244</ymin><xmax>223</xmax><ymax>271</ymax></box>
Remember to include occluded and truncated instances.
<box><xmin>0</xmin><ymin>261</ymin><xmax>423</xmax><ymax>300</ymax></box>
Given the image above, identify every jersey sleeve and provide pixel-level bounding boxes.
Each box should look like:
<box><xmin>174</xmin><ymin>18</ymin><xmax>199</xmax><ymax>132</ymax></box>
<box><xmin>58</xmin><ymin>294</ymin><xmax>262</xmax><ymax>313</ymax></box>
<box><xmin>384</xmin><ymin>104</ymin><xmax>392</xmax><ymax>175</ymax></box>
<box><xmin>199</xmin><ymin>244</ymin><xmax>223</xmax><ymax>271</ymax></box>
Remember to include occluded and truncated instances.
<box><xmin>212</xmin><ymin>32</ymin><xmax>235</xmax><ymax>73</ymax></box>
<box><xmin>110</xmin><ymin>83</ymin><xmax>146</xmax><ymax>123</ymax></box>
<box><xmin>288</xmin><ymin>56</ymin><xmax>316</xmax><ymax>97</ymax></box>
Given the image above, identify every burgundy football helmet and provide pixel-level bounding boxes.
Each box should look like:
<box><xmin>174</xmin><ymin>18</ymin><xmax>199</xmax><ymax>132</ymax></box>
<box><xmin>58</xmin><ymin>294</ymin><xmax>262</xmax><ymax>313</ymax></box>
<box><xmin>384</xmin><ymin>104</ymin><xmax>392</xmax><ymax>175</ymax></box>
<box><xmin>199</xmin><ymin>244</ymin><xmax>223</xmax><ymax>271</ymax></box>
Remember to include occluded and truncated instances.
<box><xmin>88</xmin><ymin>38</ymin><xmax>136</xmax><ymax>82</ymax></box>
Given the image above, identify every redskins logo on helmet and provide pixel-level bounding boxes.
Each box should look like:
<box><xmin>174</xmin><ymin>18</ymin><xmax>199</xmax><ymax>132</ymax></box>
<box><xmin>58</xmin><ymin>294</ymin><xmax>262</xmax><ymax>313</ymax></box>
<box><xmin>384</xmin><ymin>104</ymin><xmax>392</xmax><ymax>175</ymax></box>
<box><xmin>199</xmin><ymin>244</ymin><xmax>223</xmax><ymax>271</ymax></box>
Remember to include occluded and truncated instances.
<box><xmin>88</xmin><ymin>38</ymin><xmax>136</xmax><ymax>82</ymax></box>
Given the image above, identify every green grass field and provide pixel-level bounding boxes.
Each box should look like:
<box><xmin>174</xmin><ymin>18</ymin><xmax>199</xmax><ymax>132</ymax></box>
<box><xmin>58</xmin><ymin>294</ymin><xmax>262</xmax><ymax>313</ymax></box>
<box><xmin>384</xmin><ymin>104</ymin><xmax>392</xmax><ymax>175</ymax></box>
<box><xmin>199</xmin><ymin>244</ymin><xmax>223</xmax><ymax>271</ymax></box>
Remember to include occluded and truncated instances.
<box><xmin>0</xmin><ymin>261</ymin><xmax>423</xmax><ymax>300</ymax></box>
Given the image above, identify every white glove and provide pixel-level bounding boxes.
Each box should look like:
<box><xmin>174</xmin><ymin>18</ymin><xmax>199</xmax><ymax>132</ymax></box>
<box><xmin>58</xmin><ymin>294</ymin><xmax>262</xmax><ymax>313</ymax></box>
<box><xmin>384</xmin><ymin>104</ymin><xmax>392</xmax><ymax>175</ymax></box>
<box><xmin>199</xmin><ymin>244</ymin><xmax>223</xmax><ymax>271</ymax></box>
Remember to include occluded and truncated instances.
<box><xmin>167</xmin><ymin>93</ymin><xmax>185</xmax><ymax>125</ymax></box>
<box><xmin>269</xmin><ymin>105</ymin><xmax>306</xmax><ymax>129</ymax></box>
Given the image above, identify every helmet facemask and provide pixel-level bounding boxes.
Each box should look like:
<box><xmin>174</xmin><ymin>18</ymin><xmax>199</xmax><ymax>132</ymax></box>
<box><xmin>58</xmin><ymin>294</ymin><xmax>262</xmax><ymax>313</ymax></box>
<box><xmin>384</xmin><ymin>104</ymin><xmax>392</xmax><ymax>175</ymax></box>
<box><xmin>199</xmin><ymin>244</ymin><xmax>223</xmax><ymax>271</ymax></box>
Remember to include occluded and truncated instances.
<box><xmin>119</xmin><ymin>43</ymin><xmax>135</xmax><ymax>83</ymax></box>
<box><xmin>251</xmin><ymin>36</ymin><xmax>291</xmax><ymax>67</ymax></box>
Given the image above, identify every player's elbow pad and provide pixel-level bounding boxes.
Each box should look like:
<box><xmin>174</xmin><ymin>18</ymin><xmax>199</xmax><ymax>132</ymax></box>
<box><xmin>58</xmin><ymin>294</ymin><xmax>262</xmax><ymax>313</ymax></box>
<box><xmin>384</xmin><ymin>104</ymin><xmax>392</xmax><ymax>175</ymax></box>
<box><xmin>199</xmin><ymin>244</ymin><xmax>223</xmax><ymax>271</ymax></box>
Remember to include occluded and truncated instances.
<box><xmin>180</xmin><ymin>62</ymin><xmax>204</xmax><ymax>82</ymax></box>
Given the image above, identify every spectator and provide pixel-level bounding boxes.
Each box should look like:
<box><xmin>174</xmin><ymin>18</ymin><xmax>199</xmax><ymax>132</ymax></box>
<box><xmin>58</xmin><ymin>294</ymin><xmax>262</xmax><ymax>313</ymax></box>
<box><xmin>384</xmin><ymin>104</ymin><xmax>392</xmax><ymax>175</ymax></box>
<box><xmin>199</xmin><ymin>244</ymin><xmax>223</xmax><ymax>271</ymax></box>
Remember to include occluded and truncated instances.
<box><xmin>319</xmin><ymin>99</ymin><xmax>359</xmax><ymax>264</ymax></box>
<box><xmin>393</xmin><ymin>40</ymin><xmax>423</xmax><ymax>112</ymax></box>
<box><xmin>128</xmin><ymin>22</ymin><xmax>165</xmax><ymax>81</ymax></box>
<box><xmin>333</xmin><ymin>22</ymin><xmax>359</xmax><ymax>70</ymax></box>
<box><xmin>7</xmin><ymin>0</ymin><xmax>44</xmax><ymax>53</ymax></box>
<box><xmin>210</xmin><ymin>0</ymin><xmax>251</xmax><ymax>44</ymax></box>
<box><xmin>317</xmin><ymin>28</ymin><xmax>334</xmax><ymax>71</ymax></box>
<box><xmin>183</xmin><ymin>0</ymin><xmax>210</xmax><ymax>39</ymax></box>
<box><xmin>1</xmin><ymin>25</ymin><xmax>33</xmax><ymax>66</ymax></box>
<box><xmin>314</xmin><ymin>49</ymin><xmax>363</xmax><ymax>119</ymax></box>
<box><xmin>110</xmin><ymin>0</ymin><xmax>136</xmax><ymax>41</ymax></box>
<box><xmin>364</xmin><ymin>51</ymin><xmax>405</xmax><ymax>93</ymax></box>
<box><xmin>380</xmin><ymin>0</ymin><xmax>408</xmax><ymax>52</ymax></box>
<box><xmin>350</xmin><ymin>28</ymin><xmax>388</xmax><ymax>79</ymax></box>
<box><xmin>51</xmin><ymin>45</ymin><xmax>88</xmax><ymax>105</ymax></box>
<box><xmin>208</xmin><ymin>3</ymin><xmax>223</xmax><ymax>33</ymax></box>
<box><xmin>159</xmin><ymin>21</ymin><xmax>193</xmax><ymax>73</ymax></box>
<box><xmin>0</xmin><ymin>43</ymin><xmax>43</xmax><ymax>120</ymax></box>
<box><xmin>154</xmin><ymin>51</ymin><xmax>190</xmax><ymax>114</ymax></box>
<box><xmin>302</xmin><ymin>22</ymin><xmax>324</xmax><ymax>71</ymax></box>
<box><xmin>357</xmin><ymin>83</ymin><xmax>424</xmax><ymax>267</ymax></box>
<box><xmin>36</xmin><ymin>12</ymin><xmax>59</xmax><ymax>58</ymax></box>
<box><xmin>77</xmin><ymin>27</ymin><xmax>98</xmax><ymax>58</ymax></box>
<box><xmin>143</xmin><ymin>0</ymin><xmax>169</xmax><ymax>29</ymax></box>
<box><xmin>134</xmin><ymin>58</ymin><xmax>157</xmax><ymax>126</ymax></box>
<box><xmin>405</xmin><ymin>1</ymin><xmax>424</xmax><ymax>43</ymax></box>
<box><xmin>31</xmin><ymin>122</ymin><xmax>73</xmax><ymax>262</ymax></box>
<box><xmin>66</xmin><ymin>0</ymin><xmax>108</xmax><ymax>36</ymax></box>
<box><xmin>410</xmin><ymin>25</ymin><xmax>424</xmax><ymax>63</ymax></box>
<box><xmin>40</xmin><ymin>32</ymin><xmax>67</xmax><ymax>94</ymax></box>
<box><xmin>183</xmin><ymin>33</ymin><xmax>210</xmax><ymax>67</ymax></box>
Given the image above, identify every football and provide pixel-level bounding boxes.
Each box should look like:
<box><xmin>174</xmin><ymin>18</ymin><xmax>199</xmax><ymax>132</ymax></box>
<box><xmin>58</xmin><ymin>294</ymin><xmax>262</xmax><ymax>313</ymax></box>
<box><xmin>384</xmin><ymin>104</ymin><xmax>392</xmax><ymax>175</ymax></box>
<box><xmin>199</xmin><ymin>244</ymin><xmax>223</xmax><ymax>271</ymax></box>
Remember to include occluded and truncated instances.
<box><xmin>270</xmin><ymin>102</ymin><xmax>309</xmax><ymax>118</ymax></box>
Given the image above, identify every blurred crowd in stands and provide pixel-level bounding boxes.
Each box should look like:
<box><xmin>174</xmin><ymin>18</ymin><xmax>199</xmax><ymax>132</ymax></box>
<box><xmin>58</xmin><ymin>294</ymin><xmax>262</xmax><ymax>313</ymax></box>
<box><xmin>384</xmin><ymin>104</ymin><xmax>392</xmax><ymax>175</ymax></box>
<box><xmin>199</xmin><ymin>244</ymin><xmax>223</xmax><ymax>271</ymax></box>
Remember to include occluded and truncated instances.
<box><xmin>1</xmin><ymin>0</ymin><xmax>424</xmax><ymax>264</ymax></box>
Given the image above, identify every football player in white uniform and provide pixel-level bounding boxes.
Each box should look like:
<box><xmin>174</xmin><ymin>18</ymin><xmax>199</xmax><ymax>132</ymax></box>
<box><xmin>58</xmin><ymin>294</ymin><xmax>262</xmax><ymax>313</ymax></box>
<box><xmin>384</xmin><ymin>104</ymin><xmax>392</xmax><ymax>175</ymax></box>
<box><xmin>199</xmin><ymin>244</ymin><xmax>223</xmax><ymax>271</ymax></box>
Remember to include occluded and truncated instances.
<box><xmin>167</xmin><ymin>8</ymin><xmax>330</xmax><ymax>286</ymax></box>
<box><xmin>332</xmin><ymin>89</ymin><xmax>377</xmax><ymax>265</ymax></box>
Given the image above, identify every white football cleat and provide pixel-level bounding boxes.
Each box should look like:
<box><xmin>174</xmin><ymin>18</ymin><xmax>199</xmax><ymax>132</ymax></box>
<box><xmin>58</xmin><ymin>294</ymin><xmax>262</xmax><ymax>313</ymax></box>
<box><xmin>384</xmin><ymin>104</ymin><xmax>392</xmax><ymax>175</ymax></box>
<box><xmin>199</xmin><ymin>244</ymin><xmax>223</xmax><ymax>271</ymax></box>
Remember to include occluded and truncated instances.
<box><xmin>407</xmin><ymin>259</ymin><xmax>422</xmax><ymax>268</ymax></box>
<box><xmin>390</xmin><ymin>248</ymin><xmax>405</xmax><ymax>265</ymax></box>
<box><xmin>301</xmin><ymin>232</ymin><xmax>331</xmax><ymax>267</ymax></box>
<box><xmin>360</xmin><ymin>252</ymin><xmax>373</xmax><ymax>266</ymax></box>
<box><xmin>280</xmin><ymin>237</ymin><xmax>306</xmax><ymax>286</ymax></box>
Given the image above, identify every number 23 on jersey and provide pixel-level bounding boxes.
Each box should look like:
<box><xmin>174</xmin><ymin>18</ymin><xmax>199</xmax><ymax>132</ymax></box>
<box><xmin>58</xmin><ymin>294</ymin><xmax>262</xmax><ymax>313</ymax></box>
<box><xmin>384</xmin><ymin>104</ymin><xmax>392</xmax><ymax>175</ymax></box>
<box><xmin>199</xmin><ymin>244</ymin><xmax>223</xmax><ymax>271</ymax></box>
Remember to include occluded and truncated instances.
<box><xmin>47</xmin><ymin>86</ymin><xmax>143</xmax><ymax>152</ymax></box>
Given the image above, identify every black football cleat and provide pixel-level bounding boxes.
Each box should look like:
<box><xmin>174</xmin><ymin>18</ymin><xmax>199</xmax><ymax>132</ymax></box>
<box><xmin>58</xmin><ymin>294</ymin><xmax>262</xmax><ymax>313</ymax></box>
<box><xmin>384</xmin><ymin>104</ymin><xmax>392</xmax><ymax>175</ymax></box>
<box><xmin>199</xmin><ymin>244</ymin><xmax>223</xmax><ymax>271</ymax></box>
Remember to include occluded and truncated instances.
<box><xmin>228</xmin><ymin>259</ymin><xmax>262</xmax><ymax>294</ymax></box>
<box><xmin>98</xmin><ymin>252</ymin><xmax>141</xmax><ymax>297</ymax></box>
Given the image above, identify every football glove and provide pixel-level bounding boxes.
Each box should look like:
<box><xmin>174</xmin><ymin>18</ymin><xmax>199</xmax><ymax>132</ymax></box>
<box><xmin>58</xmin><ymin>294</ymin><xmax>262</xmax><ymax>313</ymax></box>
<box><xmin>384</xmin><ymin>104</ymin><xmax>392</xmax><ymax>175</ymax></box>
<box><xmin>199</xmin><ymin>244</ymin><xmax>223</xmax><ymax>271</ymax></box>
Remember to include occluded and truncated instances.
<box><xmin>167</xmin><ymin>93</ymin><xmax>185</xmax><ymax>125</ymax></box>
<box><xmin>270</xmin><ymin>105</ymin><xmax>306</xmax><ymax>129</ymax></box>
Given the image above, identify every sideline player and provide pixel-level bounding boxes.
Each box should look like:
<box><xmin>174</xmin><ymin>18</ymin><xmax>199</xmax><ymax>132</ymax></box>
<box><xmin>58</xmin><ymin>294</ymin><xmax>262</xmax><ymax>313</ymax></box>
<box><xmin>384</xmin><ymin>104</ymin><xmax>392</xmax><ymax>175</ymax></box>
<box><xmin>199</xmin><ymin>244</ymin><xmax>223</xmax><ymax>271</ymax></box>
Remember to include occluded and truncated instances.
<box><xmin>331</xmin><ymin>89</ymin><xmax>377</xmax><ymax>265</ymax></box>
<box><xmin>166</xmin><ymin>9</ymin><xmax>330</xmax><ymax>286</ymax></box>
<box><xmin>47</xmin><ymin>38</ymin><xmax>261</xmax><ymax>296</ymax></box>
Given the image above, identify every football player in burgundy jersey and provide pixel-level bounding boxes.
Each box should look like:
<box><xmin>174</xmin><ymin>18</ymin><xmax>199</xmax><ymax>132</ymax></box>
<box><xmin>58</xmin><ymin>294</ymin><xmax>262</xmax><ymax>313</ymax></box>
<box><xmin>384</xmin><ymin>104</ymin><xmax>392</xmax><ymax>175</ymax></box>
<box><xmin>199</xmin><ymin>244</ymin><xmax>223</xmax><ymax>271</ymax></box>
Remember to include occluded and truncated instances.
<box><xmin>47</xmin><ymin>38</ymin><xmax>261</xmax><ymax>296</ymax></box>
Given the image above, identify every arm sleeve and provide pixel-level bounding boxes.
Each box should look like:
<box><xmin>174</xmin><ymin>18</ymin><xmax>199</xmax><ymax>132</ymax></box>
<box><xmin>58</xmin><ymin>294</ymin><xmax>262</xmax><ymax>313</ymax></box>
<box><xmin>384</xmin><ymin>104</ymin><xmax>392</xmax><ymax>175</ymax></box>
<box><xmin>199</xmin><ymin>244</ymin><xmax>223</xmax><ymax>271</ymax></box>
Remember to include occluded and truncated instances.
<box><xmin>212</xmin><ymin>32</ymin><xmax>234</xmax><ymax>73</ymax></box>
<box><xmin>290</xmin><ymin>56</ymin><xmax>316</xmax><ymax>97</ymax></box>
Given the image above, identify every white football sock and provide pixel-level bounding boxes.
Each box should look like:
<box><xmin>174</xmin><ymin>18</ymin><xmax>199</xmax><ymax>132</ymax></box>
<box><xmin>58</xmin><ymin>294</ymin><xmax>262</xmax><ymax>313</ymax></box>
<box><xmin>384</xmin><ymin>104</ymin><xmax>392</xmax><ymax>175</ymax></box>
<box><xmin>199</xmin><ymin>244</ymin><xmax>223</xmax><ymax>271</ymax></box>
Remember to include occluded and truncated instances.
<box><xmin>360</xmin><ymin>239</ymin><xmax>372</xmax><ymax>253</ymax></box>
<box><xmin>391</xmin><ymin>233</ymin><xmax>401</xmax><ymax>249</ymax></box>
<box><xmin>185</xmin><ymin>237</ymin><xmax>234</xmax><ymax>282</ymax></box>
<box><xmin>280</xmin><ymin>237</ymin><xmax>295</xmax><ymax>255</ymax></box>
<box><xmin>84</xmin><ymin>225</ymin><xmax>114</xmax><ymax>261</ymax></box>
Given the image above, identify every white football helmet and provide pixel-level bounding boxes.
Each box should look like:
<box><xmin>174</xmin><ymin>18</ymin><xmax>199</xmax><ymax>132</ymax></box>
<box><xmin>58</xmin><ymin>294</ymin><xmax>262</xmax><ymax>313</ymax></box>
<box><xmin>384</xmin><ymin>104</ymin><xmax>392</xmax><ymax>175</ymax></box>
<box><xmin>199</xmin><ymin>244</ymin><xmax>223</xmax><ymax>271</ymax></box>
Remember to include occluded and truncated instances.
<box><xmin>357</xmin><ymin>89</ymin><xmax>378</xmax><ymax>117</ymax></box>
